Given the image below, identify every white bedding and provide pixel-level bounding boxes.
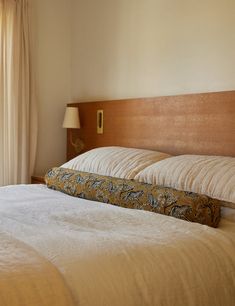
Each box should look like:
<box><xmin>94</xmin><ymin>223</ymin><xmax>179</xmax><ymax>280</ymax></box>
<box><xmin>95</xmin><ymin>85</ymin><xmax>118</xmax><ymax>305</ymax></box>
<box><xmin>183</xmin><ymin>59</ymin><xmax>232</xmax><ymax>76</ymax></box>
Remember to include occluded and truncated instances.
<box><xmin>0</xmin><ymin>184</ymin><xmax>234</xmax><ymax>306</ymax></box>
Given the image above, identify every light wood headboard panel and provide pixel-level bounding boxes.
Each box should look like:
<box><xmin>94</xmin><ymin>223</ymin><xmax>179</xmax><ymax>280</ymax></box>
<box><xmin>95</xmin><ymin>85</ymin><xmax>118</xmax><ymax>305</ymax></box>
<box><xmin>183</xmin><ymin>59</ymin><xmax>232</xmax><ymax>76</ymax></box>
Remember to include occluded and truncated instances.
<box><xmin>67</xmin><ymin>91</ymin><xmax>235</xmax><ymax>160</ymax></box>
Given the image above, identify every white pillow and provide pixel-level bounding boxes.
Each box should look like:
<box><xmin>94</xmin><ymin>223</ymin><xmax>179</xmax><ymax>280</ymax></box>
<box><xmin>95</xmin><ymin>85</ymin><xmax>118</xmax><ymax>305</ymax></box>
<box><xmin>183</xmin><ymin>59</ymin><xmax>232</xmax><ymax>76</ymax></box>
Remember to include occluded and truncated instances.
<box><xmin>135</xmin><ymin>155</ymin><xmax>235</xmax><ymax>207</ymax></box>
<box><xmin>61</xmin><ymin>146</ymin><xmax>171</xmax><ymax>179</ymax></box>
<box><xmin>221</xmin><ymin>207</ymin><xmax>235</xmax><ymax>222</ymax></box>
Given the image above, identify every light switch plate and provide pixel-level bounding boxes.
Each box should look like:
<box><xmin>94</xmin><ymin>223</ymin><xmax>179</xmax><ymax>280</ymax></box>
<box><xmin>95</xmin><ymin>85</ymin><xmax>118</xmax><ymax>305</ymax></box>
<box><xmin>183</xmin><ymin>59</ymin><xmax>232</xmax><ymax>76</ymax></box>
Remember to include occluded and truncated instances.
<box><xmin>97</xmin><ymin>110</ymin><xmax>104</xmax><ymax>134</ymax></box>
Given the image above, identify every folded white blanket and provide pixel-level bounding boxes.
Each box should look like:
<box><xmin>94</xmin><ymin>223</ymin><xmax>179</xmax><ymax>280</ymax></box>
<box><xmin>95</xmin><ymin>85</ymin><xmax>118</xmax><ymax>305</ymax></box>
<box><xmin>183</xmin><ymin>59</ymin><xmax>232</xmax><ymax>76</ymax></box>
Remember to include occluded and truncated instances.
<box><xmin>0</xmin><ymin>184</ymin><xmax>234</xmax><ymax>306</ymax></box>
<box><xmin>0</xmin><ymin>229</ymin><xmax>75</xmax><ymax>306</ymax></box>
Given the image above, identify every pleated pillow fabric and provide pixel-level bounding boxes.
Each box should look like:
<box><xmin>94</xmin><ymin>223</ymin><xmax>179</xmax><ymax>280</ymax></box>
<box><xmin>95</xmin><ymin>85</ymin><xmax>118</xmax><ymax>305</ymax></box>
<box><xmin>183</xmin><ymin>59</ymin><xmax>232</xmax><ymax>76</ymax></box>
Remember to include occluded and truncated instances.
<box><xmin>61</xmin><ymin>146</ymin><xmax>171</xmax><ymax>179</ymax></box>
<box><xmin>135</xmin><ymin>155</ymin><xmax>235</xmax><ymax>208</ymax></box>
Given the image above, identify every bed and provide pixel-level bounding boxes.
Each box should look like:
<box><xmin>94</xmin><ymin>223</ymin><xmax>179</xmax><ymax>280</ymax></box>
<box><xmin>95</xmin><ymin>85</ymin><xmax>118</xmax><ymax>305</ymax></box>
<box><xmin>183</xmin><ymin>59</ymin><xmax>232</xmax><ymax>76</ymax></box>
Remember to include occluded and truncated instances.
<box><xmin>1</xmin><ymin>90</ymin><xmax>235</xmax><ymax>306</ymax></box>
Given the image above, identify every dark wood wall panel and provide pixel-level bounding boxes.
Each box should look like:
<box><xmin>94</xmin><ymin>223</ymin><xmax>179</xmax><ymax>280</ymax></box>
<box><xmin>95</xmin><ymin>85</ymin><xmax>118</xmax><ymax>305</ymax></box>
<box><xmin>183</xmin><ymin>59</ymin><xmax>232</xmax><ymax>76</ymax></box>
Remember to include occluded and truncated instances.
<box><xmin>67</xmin><ymin>91</ymin><xmax>235</xmax><ymax>160</ymax></box>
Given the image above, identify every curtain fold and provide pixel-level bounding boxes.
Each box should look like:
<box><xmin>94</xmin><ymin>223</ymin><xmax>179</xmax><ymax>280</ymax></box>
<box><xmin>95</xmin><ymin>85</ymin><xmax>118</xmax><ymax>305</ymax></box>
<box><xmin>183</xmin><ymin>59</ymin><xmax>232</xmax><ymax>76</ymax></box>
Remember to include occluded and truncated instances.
<box><xmin>0</xmin><ymin>0</ymin><xmax>37</xmax><ymax>185</ymax></box>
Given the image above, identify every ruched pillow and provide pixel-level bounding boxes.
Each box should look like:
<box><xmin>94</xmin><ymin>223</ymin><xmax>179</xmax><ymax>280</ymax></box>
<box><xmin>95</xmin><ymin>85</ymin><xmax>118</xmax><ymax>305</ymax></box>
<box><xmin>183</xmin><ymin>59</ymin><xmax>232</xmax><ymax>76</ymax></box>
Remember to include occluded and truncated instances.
<box><xmin>135</xmin><ymin>155</ymin><xmax>235</xmax><ymax>208</ymax></box>
<box><xmin>61</xmin><ymin>146</ymin><xmax>171</xmax><ymax>179</ymax></box>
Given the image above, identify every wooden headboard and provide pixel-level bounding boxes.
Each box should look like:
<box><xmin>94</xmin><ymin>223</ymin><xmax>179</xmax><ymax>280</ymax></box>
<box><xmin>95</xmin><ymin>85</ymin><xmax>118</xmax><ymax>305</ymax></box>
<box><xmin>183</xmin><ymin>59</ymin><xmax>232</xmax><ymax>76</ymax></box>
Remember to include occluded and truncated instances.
<box><xmin>67</xmin><ymin>90</ymin><xmax>235</xmax><ymax>160</ymax></box>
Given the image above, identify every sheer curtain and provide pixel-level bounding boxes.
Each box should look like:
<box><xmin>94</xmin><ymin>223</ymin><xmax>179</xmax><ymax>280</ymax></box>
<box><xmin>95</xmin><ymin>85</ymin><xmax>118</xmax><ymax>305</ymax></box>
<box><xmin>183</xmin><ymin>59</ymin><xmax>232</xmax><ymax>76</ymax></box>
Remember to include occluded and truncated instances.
<box><xmin>0</xmin><ymin>0</ymin><xmax>37</xmax><ymax>185</ymax></box>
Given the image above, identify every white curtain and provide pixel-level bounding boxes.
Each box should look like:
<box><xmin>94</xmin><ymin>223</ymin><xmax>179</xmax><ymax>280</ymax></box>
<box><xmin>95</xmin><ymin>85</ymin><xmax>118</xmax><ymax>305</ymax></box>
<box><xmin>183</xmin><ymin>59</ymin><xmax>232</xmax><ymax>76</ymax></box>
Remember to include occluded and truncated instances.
<box><xmin>0</xmin><ymin>0</ymin><xmax>37</xmax><ymax>185</ymax></box>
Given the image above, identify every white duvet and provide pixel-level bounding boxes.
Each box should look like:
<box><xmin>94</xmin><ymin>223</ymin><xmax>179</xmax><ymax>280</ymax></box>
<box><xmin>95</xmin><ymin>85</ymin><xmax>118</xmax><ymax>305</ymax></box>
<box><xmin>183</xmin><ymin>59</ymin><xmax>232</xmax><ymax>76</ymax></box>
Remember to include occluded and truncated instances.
<box><xmin>0</xmin><ymin>184</ymin><xmax>234</xmax><ymax>306</ymax></box>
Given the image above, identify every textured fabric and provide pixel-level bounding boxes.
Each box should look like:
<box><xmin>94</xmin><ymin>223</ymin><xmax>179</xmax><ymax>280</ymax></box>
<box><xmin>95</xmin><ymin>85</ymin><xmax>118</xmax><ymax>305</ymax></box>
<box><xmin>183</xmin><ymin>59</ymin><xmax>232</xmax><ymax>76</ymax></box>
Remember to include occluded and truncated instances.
<box><xmin>61</xmin><ymin>146</ymin><xmax>171</xmax><ymax>179</ymax></box>
<box><xmin>0</xmin><ymin>231</ymin><xmax>75</xmax><ymax>306</ymax></box>
<box><xmin>45</xmin><ymin>167</ymin><xmax>221</xmax><ymax>227</ymax></box>
<box><xmin>0</xmin><ymin>0</ymin><xmax>37</xmax><ymax>185</ymax></box>
<box><xmin>0</xmin><ymin>184</ymin><xmax>235</xmax><ymax>306</ymax></box>
<box><xmin>135</xmin><ymin>155</ymin><xmax>235</xmax><ymax>208</ymax></box>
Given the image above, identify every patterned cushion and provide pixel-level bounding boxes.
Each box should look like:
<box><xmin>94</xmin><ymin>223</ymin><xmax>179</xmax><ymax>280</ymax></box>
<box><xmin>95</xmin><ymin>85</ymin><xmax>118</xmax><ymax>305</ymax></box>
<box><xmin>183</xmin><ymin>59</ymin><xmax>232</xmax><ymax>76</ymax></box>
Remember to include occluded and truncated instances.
<box><xmin>45</xmin><ymin>167</ymin><xmax>221</xmax><ymax>228</ymax></box>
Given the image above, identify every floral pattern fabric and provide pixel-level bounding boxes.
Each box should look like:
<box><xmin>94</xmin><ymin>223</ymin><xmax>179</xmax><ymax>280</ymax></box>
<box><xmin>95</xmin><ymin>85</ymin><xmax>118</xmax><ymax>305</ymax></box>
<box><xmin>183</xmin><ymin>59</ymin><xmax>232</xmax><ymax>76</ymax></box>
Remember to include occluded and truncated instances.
<box><xmin>45</xmin><ymin>167</ymin><xmax>221</xmax><ymax>227</ymax></box>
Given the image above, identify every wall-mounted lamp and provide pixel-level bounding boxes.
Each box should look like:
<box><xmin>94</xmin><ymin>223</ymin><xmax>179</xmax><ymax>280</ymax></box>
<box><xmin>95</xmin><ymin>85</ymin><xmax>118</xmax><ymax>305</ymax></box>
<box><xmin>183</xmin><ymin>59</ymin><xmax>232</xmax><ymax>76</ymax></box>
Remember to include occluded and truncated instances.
<box><xmin>62</xmin><ymin>106</ymin><xmax>84</xmax><ymax>154</ymax></box>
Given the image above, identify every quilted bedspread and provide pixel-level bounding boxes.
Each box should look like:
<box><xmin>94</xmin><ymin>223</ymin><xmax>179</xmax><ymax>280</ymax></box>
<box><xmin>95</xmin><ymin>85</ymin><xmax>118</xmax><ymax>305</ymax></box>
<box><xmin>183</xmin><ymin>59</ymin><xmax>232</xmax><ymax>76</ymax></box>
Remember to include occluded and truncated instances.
<box><xmin>0</xmin><ymin>184</ymin><xmax>234</xmax><ymax>306</ymax></box>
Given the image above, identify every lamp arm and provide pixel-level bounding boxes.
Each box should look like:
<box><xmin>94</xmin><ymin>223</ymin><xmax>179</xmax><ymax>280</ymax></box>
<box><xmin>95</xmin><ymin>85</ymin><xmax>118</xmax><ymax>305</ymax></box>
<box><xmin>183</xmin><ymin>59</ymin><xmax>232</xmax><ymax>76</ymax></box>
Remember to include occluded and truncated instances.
<box><xmin>69</xmin><ymin>130</ymin><xmax>85</xmax><ymax>154</ymax></box>
<box><xmin>69</xmin><ymin>131</ymin><xmax>77</xmax><ymax>147</ymax></box>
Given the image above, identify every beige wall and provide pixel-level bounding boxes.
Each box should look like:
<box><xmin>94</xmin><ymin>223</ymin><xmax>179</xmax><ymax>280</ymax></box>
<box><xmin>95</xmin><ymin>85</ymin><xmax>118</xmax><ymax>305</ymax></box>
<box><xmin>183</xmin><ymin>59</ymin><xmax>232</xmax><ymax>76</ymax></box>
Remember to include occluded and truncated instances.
<box><xmin>71</xmin><ymin>0</ymin><xmax>235</xmax><ymax>101</ymax></box>
<box><xmin>32</xmin><ymin>0</ymin><xmax>71</xmax><ymax>175</ymax></box>
<box><xmin>33</xmin><ymin>0</ymin><xmax>235</xmax><ymax>173</ymax></box>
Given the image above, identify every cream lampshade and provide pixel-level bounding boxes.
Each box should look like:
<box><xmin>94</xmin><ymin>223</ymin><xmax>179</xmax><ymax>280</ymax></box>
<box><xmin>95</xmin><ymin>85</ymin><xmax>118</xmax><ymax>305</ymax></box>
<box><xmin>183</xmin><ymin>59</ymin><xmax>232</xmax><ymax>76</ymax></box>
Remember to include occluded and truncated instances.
<box><xmin>62</xmin><ymin>107</ymin><xmax>81</xmax><ymax>129</ymax></box>
<box><xmin>63</xmin><ymin>106</ymin><xmax>84</xmax><ymax>155</ymax></box>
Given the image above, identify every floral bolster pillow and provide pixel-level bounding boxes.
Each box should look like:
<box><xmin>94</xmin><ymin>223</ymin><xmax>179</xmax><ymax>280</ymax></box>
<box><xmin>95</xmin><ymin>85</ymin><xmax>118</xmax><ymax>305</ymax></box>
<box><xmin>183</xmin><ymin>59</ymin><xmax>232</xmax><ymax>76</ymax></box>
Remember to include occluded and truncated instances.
<box><xmin>45</xmin><ymin>167</ymin><xmax>221</xmax><ymax>227</ymax></box>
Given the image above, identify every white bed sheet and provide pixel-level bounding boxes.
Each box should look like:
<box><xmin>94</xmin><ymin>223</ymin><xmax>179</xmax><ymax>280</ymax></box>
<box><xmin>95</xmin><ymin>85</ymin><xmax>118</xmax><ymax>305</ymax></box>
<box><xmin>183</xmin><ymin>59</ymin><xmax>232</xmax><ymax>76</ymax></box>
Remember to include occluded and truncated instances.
<box><xmin>0</xmin><ymin>184</ymin><xmax>234</xmax><ymax>306</ymax></box>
